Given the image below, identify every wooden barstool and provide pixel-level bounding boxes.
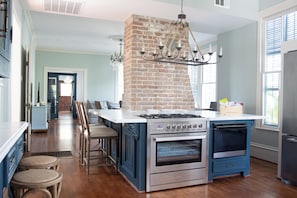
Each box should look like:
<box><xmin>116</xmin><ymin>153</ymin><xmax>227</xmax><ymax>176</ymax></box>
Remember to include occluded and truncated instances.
<box><xmin>79</xmin><ymin>102</ymin><xmax>118</xmax><ymax>175</ymax></box>
<box><xmin>11</xmin><ymin>169</ymin><xmax>63</xmax><ymax>198</ymax></box>
<box><xmin>19</xmin><ymin>155</ymin><xmax>60</xmax><ymax>171</ymax></box>
<box><xmin>75</xmin><ymin>101</ymin><xmax>105</xmax><ymax>165</ymax></box>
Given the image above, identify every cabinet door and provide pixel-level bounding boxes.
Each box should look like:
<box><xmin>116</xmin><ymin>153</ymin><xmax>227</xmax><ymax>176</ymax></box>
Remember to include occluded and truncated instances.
<box><xmin>110</xmin><ymin>123</ymin><xmax>121</xmax><ymax>163</ymax></box>
<box><xmin>16</xmin><ymin>135</ymin><xmax>24</xmax><ymax>164</ymax></box>
<box><xmin>0</xmin><ymin>0</ymin><xmax>11</xmax><ymax>61</ymax></box>
<box><xmin>31</xmin><ymin>106</ymin><xmax>48</xmax><ymax>130</ymax></box>
<box><xmin>0</xmin><ymin>161</ymin><xmax>3</xmax><ymax>198</ymax></box>
<box><xmin>121</xmin><ymin>123</ymin><xmax>137</xmax><ymax>178</ymax></box>
<box><xmin>121</xmin><ymin>123</ymin><xmax>146</xmax><ymax>191</ymax></box>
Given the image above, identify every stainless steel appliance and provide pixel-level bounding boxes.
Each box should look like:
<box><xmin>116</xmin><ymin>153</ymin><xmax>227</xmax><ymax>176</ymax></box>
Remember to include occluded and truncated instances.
<box><xmin>140</xmin><ymin>113</ymin><xmax>208</xmax><ymax>192</ymax></box>
<box><xmin>212</xmin><ymin>123</ymin><xmax>247</xmax><ymax>158</ymax></box>
<box><xmin>281</xmin><ymin>50</ymin><xmax>297</xmax><ymax>185</ymax></box>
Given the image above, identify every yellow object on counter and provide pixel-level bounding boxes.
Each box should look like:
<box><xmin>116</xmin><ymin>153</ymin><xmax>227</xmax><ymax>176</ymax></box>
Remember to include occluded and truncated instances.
<box><xmin>219</xmin><ymin>98</ymin><xmax>228</xmax><ymax>104</ymax></box>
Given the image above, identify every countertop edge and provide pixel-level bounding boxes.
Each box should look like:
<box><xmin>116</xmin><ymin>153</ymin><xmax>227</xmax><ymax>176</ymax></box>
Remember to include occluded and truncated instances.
<box><xmin>90</xmin><ymin>109</ymin><xmax>264</xmax><ymax>123</ymax></box>
<box><xmin>0</xmin><ymin>122</ymin><xmax>28</xmax><ymax>162</ymax></box>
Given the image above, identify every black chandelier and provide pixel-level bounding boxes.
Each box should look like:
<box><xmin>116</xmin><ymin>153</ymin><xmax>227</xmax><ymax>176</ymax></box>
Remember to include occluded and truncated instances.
<box><xmin>110</xmin><ymin>38</ymin><xmax>124</xmax><ymax>70</ymax></box>
<box><xmin>140</xmin><ymin>0</ymin><xmax>223</xmax><ymax>66</ymax></box>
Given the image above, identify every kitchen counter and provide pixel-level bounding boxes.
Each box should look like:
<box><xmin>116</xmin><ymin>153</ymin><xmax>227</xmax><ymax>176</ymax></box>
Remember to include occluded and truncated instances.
<box><xmin>89</xmin><ymin>109</ymin><xmax>147</xmax><ymax>123</ymax></box>
<box><xmin>0</xmin><ymin>122</ymin><xmax>28</xmax><ymax>162</ymax></box>
<box><xmin>89</xmin><ymin>109</ymin><xmax>264</xmax><ymax>123</ymax></box>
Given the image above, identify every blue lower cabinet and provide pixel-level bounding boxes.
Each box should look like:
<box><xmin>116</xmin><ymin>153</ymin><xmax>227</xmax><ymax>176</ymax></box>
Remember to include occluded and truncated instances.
<box><xmin>208</xmin><ymin>120</ymin><xmax>254</xmax><ymax>181</ymax></box>
<box><xmin>212</xmin><ymin>156</ymin><xmax>249</xmax><ymax>176</ymax></box>
<box><xmin>16</xmin><ymin>135</ymin><xmax>24</xmax><ymax>164</ymax></box>
<box><xmin>111</xmin><ymin>122</ymin><xmax>121</xmax><ymax>166</ymax></box>
<box><xmin>3</xmin><ymin>134</ymin><xmax>24</xmax><ymax>197</ymax></box>
<box><xmin>0</xmin><ymin>161</ymin><xmax>3</xmax><ymax>198</ymax></box>
<box><xmin>121</xmin><ymin>123</ymin><xmax>146</xmax><ymax>191</ymax></box>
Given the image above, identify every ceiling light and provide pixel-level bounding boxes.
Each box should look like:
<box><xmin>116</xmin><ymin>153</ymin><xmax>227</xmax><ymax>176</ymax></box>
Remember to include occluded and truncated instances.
<box><xmin>110</xmin><ymin>37</ymin><xmax>124</xmax><ymax>71</ymax></box>
<box><xmin>140</xmin><ymin>0</ymin><xmax>223</xmax><ymax>66</ymax></box>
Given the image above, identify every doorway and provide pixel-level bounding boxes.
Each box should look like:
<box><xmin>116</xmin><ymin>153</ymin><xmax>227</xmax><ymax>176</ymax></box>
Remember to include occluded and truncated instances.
<box><xmin>48</xmin><ymin>72</ymin><xmax>77</xmax><ymax>120</ymax></box>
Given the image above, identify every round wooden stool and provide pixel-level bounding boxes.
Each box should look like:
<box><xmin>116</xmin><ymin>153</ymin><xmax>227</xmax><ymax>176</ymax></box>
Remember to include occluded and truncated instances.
<box><xmin>19</xmin><ymin>155</ymin><xmax>60</xmax><ymax>171</ymax></box>
<box><xmin>11</xmin><ymin>169</ymin><xmax>63</xmax><ymax>198</ymax></box>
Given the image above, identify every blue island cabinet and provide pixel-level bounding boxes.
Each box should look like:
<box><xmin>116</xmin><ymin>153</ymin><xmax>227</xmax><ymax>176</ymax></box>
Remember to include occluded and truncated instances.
<box><xmin>1</xmin><ymin>134</ymin><xmax>24</xmax><ymax>197</ymax></box>
<box><xmin>121</xmin><ymin>123</ymin><xmax>146</xmax><ymax>191</ymax></box>
<box><xmin>208</xmin><ymin>120</ymin><xmax>254</xmax><ymax>181</ymax></box>
<box><xmin>0</xmin><ymin>161</ymin><xmax>3</xmax><ymax>198</ymax></box>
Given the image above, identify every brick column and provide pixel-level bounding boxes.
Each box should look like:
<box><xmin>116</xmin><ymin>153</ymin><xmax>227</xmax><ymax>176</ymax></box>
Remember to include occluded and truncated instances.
<box><xmin>122</xmin><ymin>15</ymin><xmax>194</xmax><ymax>111</ymax></box>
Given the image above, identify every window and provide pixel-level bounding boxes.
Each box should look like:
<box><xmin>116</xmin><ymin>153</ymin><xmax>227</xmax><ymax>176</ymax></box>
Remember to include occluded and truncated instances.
<box><xmin>260</xmin><ymin>9</ymin><xmax>297</xmax><ymax>128</ymax></box>
<box><xmin>115</xmin><ymin>63</ymin><xmax>124</xmax><ymax>102</ymax></box>
<box><xmin>60</xmin><ymin>83</ymin><xmax>73</xmax><ymax>96</ymax></box>
<box><xmin>188</xmin><ymin>51</ymin><xmax>217</xmax><ymax>109</ymax></box>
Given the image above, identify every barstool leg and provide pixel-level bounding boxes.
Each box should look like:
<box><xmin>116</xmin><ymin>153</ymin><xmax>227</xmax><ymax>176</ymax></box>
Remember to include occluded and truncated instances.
<box><xmin>87</xmin><ymin>138</ymin><xmax>91</xmax><ymax>175</ymax></box>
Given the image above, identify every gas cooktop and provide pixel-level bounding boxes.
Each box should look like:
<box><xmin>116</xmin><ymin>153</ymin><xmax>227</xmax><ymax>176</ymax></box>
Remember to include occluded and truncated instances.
<box><xmin>139</xmin><ymin>113</ymin><xmax>202</xmax><ymax>119</ymax></box>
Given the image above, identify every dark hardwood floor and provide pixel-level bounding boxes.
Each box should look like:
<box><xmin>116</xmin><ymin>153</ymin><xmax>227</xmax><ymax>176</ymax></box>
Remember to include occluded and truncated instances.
<box><xmin>28</xmin><ymin>111</ymin><xmax>297</xmax><ymax>198</ymax></box>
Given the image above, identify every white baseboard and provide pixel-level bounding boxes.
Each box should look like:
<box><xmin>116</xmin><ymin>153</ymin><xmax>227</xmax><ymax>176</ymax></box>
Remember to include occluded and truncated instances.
<box><xmin>250</xmin><ymin>142</ymin><xmax>278</xmax><ymax>163</ymax></box>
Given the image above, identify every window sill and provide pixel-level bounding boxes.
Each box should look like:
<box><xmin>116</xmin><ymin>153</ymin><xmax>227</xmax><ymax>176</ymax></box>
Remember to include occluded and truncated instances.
<box><xmin>255</xmin><ymin>125</ymin><xmax>280</xmax><ymax>132</ymax></box>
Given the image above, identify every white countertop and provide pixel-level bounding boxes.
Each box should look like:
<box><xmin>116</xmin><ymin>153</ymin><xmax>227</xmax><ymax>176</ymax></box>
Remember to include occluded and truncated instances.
<box><xmin>0</xmin><ymin>122</ymin><xmax>28</xmax><ymax>162</ymax></box>
<box><xmin>90</xmin><ymin>109</ymin><xmax>147</xmax><ymax>123</ymax></box>
<box><xmin>198</xmin><ymin>110</ymin><xmax>264</xmax><ymax>121</ymax></box>
<box><xmin>89</xmin><ymin>109</ymin><xmax>264</xmax><ymax>123</ymax></box>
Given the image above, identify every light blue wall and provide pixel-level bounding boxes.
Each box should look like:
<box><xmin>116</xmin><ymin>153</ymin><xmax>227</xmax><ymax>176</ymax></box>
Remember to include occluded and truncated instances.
<box><xmin>35</xmin><ymin>50</ymin><xmax>115</xmax><ymax>102</ymax></box>
<box><xmin>259</xmin><ymin>0</ymin><xmax>285</xmax><ymax>11</ymax></box>
<box><xmin>217</xmin><ymin>19</ymin><xmax>280</xmax><ymax>163</ymax></box>
<box><xmin>217</xmin><ymin>22</ymin><xmax>258</xmax><ymax>114</ymax></box>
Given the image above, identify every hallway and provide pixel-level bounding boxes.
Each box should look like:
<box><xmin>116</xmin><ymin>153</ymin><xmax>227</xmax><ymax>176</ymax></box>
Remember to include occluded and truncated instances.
<box><xmin>30</xmin><ymin>111</ymin><xmax>79</xmax><ymax>154</ymax></box>
<box><xmin>27</xmin><ymin>112</ymin><xmax>297</xmax><ymax>198</ymax></box>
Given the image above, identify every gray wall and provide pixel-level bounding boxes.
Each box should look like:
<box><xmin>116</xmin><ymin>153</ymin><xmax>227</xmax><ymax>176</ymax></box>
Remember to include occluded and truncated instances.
<box><xmin>217</xmin><ymin>22</ymin><xmax>258</xmax><ymax>114</ymax></box>
<box><xmin>35</xmin><ymin>50</ymin><xmax>115</xmax><ymax>102</ymax></box>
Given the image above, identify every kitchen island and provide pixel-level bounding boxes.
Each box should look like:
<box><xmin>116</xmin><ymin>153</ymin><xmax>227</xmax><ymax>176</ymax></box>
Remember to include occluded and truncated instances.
<box><xmin>89</xmin><ymin>109</ymin><xmax>263</xmax><ymax>191</ymax></box>
<box><xmin>0</xmin><ymin>122</ymin><xmax>28</xmax><ymax>197</ymax></box>
<box><xmin>90</xmin><ymin>109</ymin><xmax>263</xmax><ymax>123</ymax></box>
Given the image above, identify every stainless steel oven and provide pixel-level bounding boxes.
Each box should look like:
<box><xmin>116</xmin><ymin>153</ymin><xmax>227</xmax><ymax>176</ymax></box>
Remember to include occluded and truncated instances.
<box><xmin>213</xmin><ymin>123</ymin><xmax>247</xmax><ymax>158</ymax></box>
<box><xmin>141</xmin><ymin>114</ymin><xmax>208</xmax><ymax>192</ymax></box>
<box><xmin>150</xmin><ymin>132</ymin><xmax>206</xmax><ymax>173</ymax></box>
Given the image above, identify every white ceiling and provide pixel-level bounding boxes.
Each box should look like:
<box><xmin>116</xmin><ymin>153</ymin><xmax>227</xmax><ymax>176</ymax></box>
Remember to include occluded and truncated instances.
<box><xmin>20</xmin><ymin>0</ymin><xmax>258</xmax><ymax>55</ymax></box>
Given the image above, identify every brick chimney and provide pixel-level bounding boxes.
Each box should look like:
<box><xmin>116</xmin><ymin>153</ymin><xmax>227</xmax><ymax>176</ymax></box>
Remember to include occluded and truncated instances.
<box><xmin>122</xmin><ymin>15</ymin><xmax>195</xmax><ymax>111</ymax></box>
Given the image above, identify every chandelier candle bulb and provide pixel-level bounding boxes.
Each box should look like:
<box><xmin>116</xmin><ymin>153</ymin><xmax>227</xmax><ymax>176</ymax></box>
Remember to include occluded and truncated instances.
<box><xmin>193</xmin><ymin>46</ymin><xmax>198</xmax><ymax>53</ymax></box>
<box><xmin>167</xmin><ymin>51</ymin><xmax>172</xmax><ymax>58</ymax></box>
<box><xmin>177</xmin><ymin>40</ymin><xmax>182</xmax><ymax>49</ymax></box>
<box><xmin>209</xmin><ymin>44</ymin><xmax>212</xmax><ymax>54</ymax></box>
<box><xmin>219</xmin><ymin>46</ymin><xmax>223</xmax><ymax>57</ymax></box>
<box><xmin>159</xmin><ymin>39</ymin><xmax>163</xmax><ymax>49</ymax></box>
<box><xmin>141</xmin><ymin>47</ymin><xmax>145</xmax><ymax>53</ymax></box>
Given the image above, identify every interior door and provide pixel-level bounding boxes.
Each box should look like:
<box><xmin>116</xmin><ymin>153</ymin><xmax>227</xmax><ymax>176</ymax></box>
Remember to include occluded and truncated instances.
<box><xmin>21</xmin><ymin>48</ymin><xmax>31</xmax><ymax>151</ymax></box>
<box><xmin>72</xmin><ymin>73</ymin><xmax>77</xmax><ymax>118</ymax></box>
<box><xmin>48</xmin><ymin>73</ymin><xmax>59</xmax><ymax>119</ymax></box>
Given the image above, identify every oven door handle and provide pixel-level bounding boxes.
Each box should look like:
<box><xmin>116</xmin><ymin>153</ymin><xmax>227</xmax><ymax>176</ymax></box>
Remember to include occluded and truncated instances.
<box><xmin>214</xmin><ymin>124</ymin><xmax>247</xmax><ymax>129</ymax></box>
<box><xmin>154</xmin><ymin>135</ymin><xmax>206</xmax><ymax>142</ymax></box>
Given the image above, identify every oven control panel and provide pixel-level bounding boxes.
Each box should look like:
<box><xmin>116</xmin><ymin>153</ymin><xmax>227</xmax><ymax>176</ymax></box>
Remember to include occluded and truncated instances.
<box><xmin>148</xmin><ymin>119</ymin><xmax>207</xmax><ymax>134</ymax></box>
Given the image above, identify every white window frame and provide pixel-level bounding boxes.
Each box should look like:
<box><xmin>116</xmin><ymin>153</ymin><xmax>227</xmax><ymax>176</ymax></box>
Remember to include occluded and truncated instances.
<box><xmin>114</xmin><ymin>63</ymin><xmax>124</xmax><ymax>102</ymax></box>
<box><xmin>257</xmin><ymin>0</ymin><xmax>297</xmax><ymax>131</ymax></box>
<box><xmin>188</xmin><ymin>46</ymin><xmax>217</xmax><ymax>109</ymax></box>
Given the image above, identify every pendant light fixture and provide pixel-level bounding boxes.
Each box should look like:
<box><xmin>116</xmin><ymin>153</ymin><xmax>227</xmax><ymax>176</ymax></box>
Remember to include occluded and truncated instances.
<box><xmin>140</xmin><ymin>0</ymin><xmax>223</xmax><ymax>66</ymax></box>
<box><xmin>110</xmin><ymin>38</ymin><xmax>124</xmax><ymax>71</ymax></box>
